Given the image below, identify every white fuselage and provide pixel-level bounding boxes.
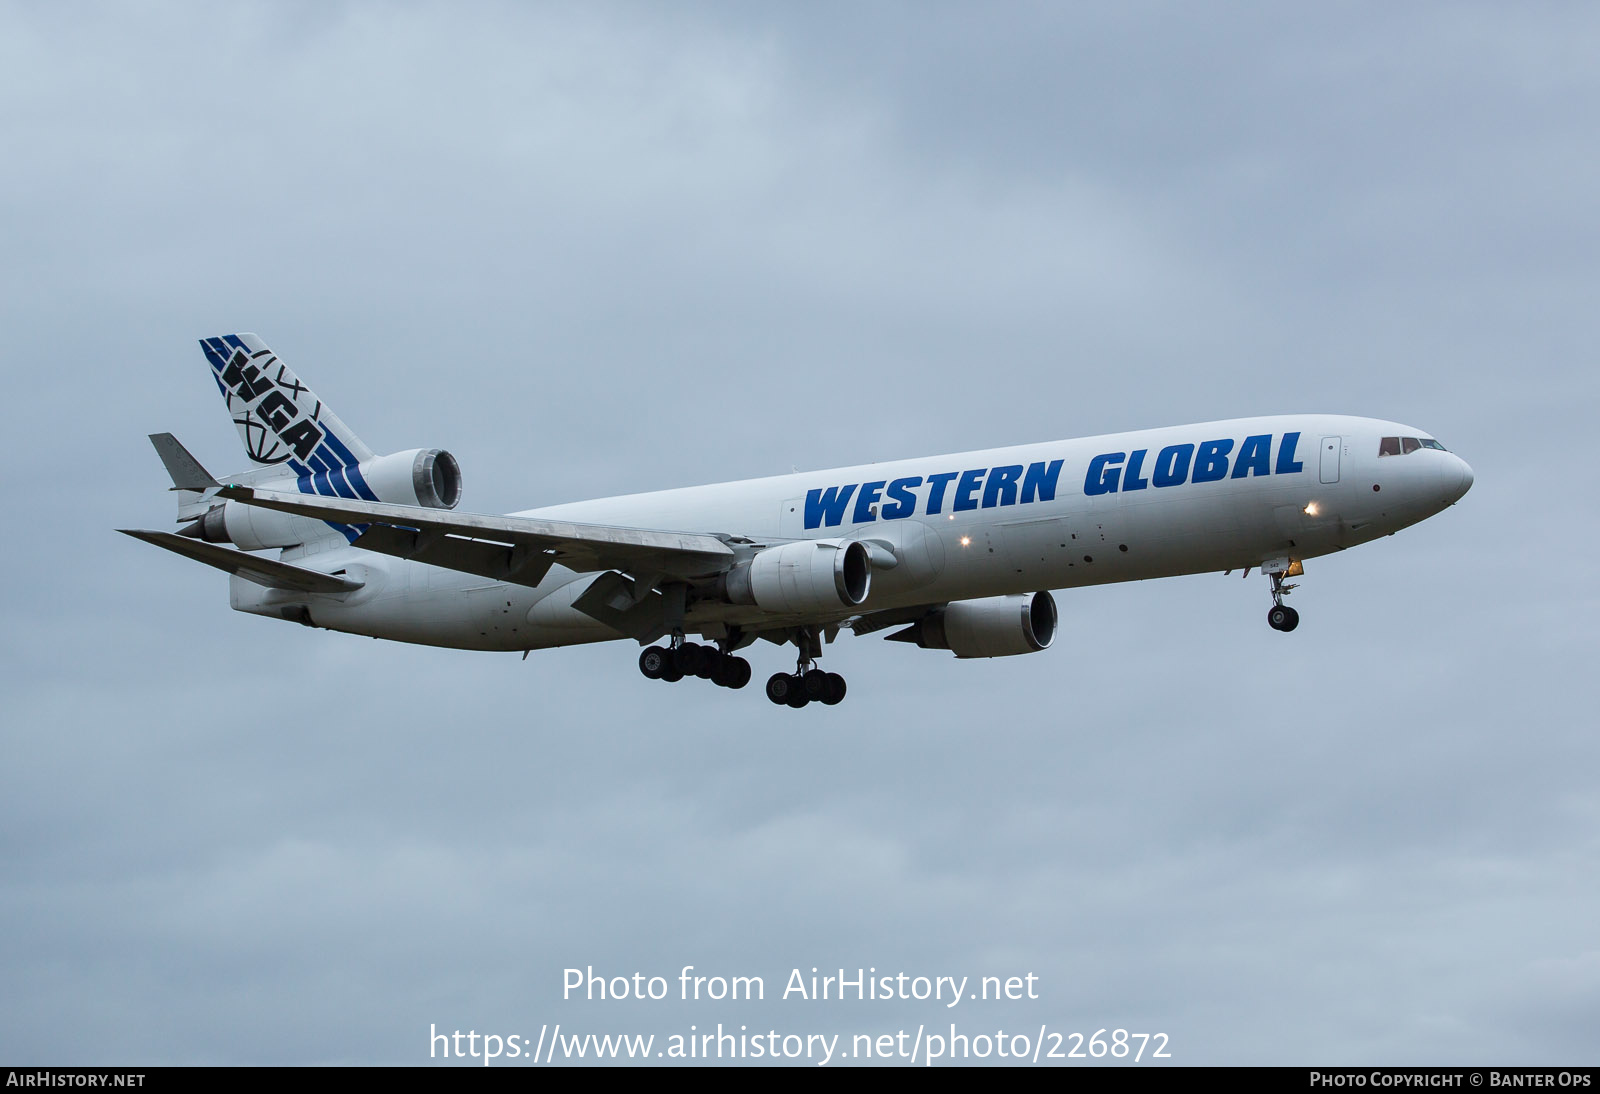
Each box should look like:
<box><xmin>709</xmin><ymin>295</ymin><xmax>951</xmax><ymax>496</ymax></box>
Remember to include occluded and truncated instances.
<box><xmin>233</xmin><ymin>414</ymin><xmax>1473</xmax><ymax>651</ymax></box>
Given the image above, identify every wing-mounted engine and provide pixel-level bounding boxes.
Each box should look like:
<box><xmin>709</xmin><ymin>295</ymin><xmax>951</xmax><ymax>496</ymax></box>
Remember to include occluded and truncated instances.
<box><xmin>720</xmin><ymin>539</ymin><xmax>872</xmax><ymax>615</ymax></box>
<box><xmin>185</xmin><ymin>447</ymin><xmax>463</xmax><ymax>551</ymax></box>
<box><xmin>888</xmin><ymin>591</ymin><xmax>1056</xmax><ymax>658</ymax></box>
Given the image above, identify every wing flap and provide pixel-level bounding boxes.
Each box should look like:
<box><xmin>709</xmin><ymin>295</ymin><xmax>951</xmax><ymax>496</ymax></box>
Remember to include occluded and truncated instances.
<box><xmin>218</xmin><ymin>486</ymin><xmax>736</xmax><ymax>579</ymax></box>
<box><xmin>570</xmin><ymin>571</ymin><xmax>670</xmax><ymax>644</ymax></box>
<box><xmin>354</xmin><ymin>524</ymin><xmax>558</xmax><ymax>587</ymax></box>
<box><xmin>119</xmin><ymin>529</ymin><xmax>363</xmax><ymax>594</ymax></box>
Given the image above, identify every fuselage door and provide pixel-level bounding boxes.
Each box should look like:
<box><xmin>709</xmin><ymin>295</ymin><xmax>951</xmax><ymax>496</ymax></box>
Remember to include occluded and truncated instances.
<box><xmin>1319</xmin><ymin>436</ymin><xmax>1342</xmax><ymax>484</ymax></box>
<box><xmin>779</xmin><ymin>497</ymin><xmax>805</xmax><ymax>539</ymax></box>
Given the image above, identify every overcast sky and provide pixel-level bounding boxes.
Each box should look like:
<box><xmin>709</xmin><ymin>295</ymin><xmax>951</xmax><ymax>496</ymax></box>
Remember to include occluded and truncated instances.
<box><xmin>3</xmin><ymin>0</ymin><xmax>1597</xmax><ymax>1066</ymax></box>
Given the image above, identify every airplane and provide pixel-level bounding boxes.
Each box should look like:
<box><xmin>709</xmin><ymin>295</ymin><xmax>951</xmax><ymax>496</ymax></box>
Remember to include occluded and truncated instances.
<box><xmin>122</xmin><ymin>334</ymin><xmax>1474</xmax><ymax>709</ymax></box>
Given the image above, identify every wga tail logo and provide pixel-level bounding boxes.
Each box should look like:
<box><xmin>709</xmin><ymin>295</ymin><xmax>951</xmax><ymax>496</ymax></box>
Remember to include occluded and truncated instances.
<box><xmin>211</xmin><ymin>345</ymin><xmax>326</xmax><ymax>464</ymax></box>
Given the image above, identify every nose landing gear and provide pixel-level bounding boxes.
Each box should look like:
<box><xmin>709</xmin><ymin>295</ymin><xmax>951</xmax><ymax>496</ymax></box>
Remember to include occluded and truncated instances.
<box><xmin>1262</xmin><ymin>558</ymin><xmax>1301</xmax><ymax>632</ymax></box>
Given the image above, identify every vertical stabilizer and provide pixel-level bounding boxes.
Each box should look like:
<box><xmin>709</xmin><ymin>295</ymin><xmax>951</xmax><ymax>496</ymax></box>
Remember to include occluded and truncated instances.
<box><xmin>197</xmin><ymin>333</ymin><xmax>383</xmax><ymax>545</ymax></box>
<box><xmin>198</xmin><ymin>334</ymin><xmax>375</xmax><ymax>471</ymax></box>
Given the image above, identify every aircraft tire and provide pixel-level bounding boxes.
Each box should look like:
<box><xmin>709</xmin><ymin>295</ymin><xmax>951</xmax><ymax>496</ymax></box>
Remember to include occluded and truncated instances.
<box><xmin>822</xmin><ymin>673</ymin><xmax>847</xmax><ymax>706</ymax></box>
<box><xmin>1279</xmin><ymin>606</ymin><xmax>1300</xmax><ymax>632</ymax></box>
<box><xmin>717</xmin><ymin>656</ymin><xmax>751</xmax><ymax>689</ymax></box>
<box><xmin>1267</xmin><ymin>606</ymin><xmax>1290</xmax><ymax>631</ymax></box>
<box><xmin>766</xmin><ymin>672</ymin><xmax>792</xmax><ymax>705</ymax></box>
<box><xmin>802</xmin><ymin>669</ymin><xmax>829</xmax><ymax>701</ymax></box>
<box><xmin>639</xmin><ymin>646</ymin><xmax>667</xmax><ymax>679</ymax></box>
<box><xmin>786</xmin><ymin>686</ymin><xmax>810</xmax><ymax>709</ymax></box>
<box><xmin>675</xmin><ymin>642</ymin><xmax>704</xmax><ymax>676</ymax></box>
<box><xmin>659</xmin><ymin>650</ymin><xmax>685</xmax><ymax>682</ymax></box>
<box><xmin>693</xmin><ymin>646</ymin><xmax>720</xmax><ymax>680</ymax></box>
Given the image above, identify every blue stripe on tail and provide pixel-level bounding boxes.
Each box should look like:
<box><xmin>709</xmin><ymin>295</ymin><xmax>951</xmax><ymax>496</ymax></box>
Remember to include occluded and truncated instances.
<box><xmin>315</xmin><ymin>434</ymin><xmax>381</xmax><ymax>502</ymax></box>
<box><xmin>288</xmin><ymin>457</ymin><xmax>361</xmax><ymax>544</ymax></box>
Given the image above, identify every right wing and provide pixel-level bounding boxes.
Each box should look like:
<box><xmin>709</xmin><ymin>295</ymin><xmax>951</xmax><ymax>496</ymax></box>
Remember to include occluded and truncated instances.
<box><xmin>216</xmin><ymin>485</ymin><xmax>738</xmax><ymax>587</ymax></box>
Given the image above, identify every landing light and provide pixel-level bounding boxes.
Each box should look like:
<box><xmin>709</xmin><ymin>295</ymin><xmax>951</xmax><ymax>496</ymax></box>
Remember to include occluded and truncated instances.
<box><xmin>1303</xmin><ymin>502</ymin><xmax>1319</xmax><ymax>516</ymax></box>
<box><xmin>959</xmin><ymin>536</ymin><xmax>972</xmax><ymax>547</ymax></box>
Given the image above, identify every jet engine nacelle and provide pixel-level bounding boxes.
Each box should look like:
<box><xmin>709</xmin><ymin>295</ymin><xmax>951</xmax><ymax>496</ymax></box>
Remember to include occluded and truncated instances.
<box><xmin>724</xmin><ymin>539</ymin><xmax>872</xmax><ymax>615</ymax></box>
<box><xmin>356</xmin><ymin>448</ymin><xmax>463</xmax><ymax>511</ymax></box>
<box><xmin>912</xmin><ymin>591</ymin><xmax>1056</xmax><ymax>658</ymax></box>
<box><xmin>191</xmin><ymin>499</ymin><xmax>324</xmax><ymax>553</ymax></box>
<box><xmin>189</xmin><ymin>448</ymin><xmax>462</xmax><ymax>551</ymax></box>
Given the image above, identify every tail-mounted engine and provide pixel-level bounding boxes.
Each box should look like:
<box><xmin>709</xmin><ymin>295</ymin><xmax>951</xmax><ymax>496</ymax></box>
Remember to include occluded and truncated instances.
<box><xmin>186</xmin><ymin>448</ymin><xmax>462</xmax><ymax>551</ymax></box>
<box><xmin>359</xmin><ymin>448</ymin><xmax>462</xmax><ymax>510</ymax></box>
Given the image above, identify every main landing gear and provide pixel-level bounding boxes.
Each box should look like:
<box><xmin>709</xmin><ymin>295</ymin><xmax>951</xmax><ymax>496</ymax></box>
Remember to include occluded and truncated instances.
<box><xmin>638</xmin><ymin>639</ymin><xmax>753</xmax><ymax>690</ymax></box>
<box><xmin>765</xmin><ymin>668</ymin><xmax>846</xmax><ymax>709</ymax></box>
<box><xmin>638</xmin><ymin>626</ymin><xmax>849</xmax><ymax>707</ymax></box>
<box><xmin>764</xmin><ymin>626</ymin><xmax>846</xmax><ymax>709</ymax></box>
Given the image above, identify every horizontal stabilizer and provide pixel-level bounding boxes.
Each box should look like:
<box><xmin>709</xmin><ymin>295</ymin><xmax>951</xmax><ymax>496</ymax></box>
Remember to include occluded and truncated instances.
<box><xmin>148</xmin><ymin>433</ymin><xmax>220</xmax><ymax>492</ymax></box>
<box><xmin>216</xmin><ymin>485</ymin><xmax>737</xmax><ymax>579</ymax></box>
<box><xmin>118</xmin><ymin>529</ymin><xmax>363</xmax><ymax>594</ymax></box>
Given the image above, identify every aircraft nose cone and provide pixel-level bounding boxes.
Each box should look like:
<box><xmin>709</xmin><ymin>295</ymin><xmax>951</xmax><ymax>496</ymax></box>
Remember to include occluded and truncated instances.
<box><xmin>1449</xmin><ymin>457</ymin><xmax>1473</xmax><ymax>503</ymax></box>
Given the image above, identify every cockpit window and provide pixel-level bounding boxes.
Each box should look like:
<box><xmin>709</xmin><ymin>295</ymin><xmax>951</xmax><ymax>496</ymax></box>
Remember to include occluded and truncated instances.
<box><xmin>1380</xmin><ymin>435</ymin><xmax>1447</xmax><ymax>456</ymax></box>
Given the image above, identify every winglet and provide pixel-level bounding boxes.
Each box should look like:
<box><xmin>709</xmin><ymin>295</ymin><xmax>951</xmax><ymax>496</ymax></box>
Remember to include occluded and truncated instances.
<box><xmin>148</xmin><ymin>433</ymin><xmax>220</xmax><ymax>492</ymax></box>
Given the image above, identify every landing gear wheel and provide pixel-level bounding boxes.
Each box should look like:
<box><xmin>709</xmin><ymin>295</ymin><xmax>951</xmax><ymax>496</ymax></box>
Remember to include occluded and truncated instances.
<box><xmin>765</xmin><ymin>672</ymin><xmax>793</xmax><ymax>705</ymax></box>
<box><xmin>712</xmin><ymin>655</ymin><xmax>739</xmax><ymax>688</ymax></box>
<box><xmin>822</xmin><ymin>672</ymin><xmax>847</xmax><ymax>706</ymax></box>
<box><xmin>659</xmin><ymin>649</ymin><xmax>685</xmax><ymax>682</ymax></box>
<box><xmin>801</xmin><ymin>669</ymin><xmax>829</xmax><ymax>701</ymax></box>
<box><xmin>638</xmin><ymin>646</ymin><xmax>667</xmax><ymax>679</ymax></box>
<box><xmin>729</xmin><ymin>657</ymin><xmax>752</xmax><ymax>689</ymax></box>
<box><xmin>693</xmin><ymin>646</ymin><xmax>720</xmax><ymax>680</ymax></box>
<box><xmin>674</xmin><ymin>642</ymin><xmax>704</xmax><ymax>677</ymax></box>
<box><xmin>1267</xmin><ymin>605</ymin><xmax>1299</xmax><ymax>632</ymax></box>
<box><xmin>786</xmin><ymin>686</ymin><xmax>810</xmax><ymax>709</ymax></box>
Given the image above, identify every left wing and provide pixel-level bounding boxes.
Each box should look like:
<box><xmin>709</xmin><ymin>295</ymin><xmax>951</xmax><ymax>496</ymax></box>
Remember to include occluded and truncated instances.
<box><xmin>217</xmin><ymin>485</ymin><xmax>738</xmax><ymax>587</ymax></box>
<box><xmin>118</xmin><ymin>529</ymin><xmax>364</xmax><ymax>594</ymax></box>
